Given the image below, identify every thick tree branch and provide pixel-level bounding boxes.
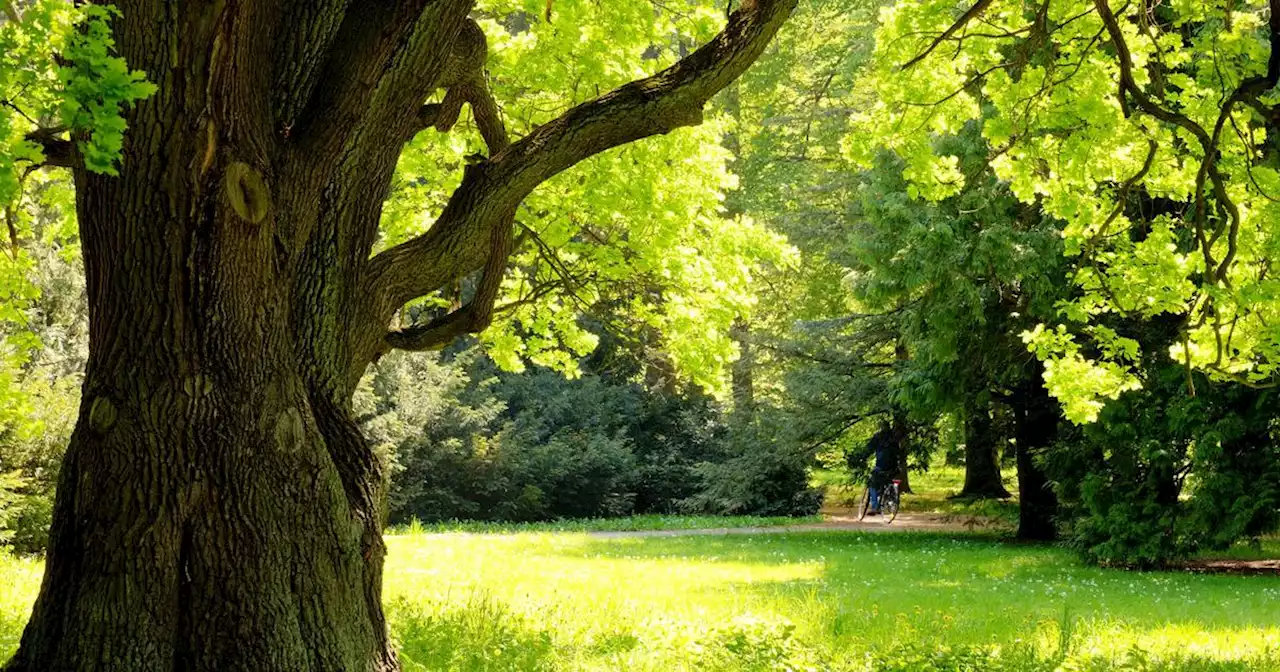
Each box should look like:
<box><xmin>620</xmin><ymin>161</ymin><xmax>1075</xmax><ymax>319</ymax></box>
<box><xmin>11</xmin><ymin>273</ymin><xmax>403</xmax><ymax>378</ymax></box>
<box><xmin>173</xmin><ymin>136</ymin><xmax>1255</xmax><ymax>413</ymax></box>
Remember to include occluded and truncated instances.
<box><xmin>291</xmin><ymin>0</ymin><xmax>471</xmax><ymax>156</ymax></box>
<box><xmin>269</xmin><ymin>0</ymin><xmax>352</xmax><ymax>127</ymax></box>
<box><xmin>415</xmin><ymin>19</ymin><xmax>510</xmax><ymax>154</ymax></box>
<box><xmin>365</xmin><ymin>0</ymin><xmax>798</xmax><ymax>327</ymax></box>
<box><xmin>24</xmin><ymin>127</ymin><xmax>74</xmax><ymax>168</ymax></box>
<box><xmin>384</xmin><ymin>214</ymin><xmax>513</xmax><ymax>351</ymax></box>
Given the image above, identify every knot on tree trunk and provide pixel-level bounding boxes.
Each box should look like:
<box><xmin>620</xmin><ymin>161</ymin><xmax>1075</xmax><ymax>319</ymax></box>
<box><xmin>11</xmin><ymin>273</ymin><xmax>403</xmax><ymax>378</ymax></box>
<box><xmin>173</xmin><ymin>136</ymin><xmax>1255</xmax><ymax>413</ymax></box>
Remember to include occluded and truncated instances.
<box><xmin>224</xmin><ymin>162</ymin><xmax>271</xmax><ymax>224</ymax></box>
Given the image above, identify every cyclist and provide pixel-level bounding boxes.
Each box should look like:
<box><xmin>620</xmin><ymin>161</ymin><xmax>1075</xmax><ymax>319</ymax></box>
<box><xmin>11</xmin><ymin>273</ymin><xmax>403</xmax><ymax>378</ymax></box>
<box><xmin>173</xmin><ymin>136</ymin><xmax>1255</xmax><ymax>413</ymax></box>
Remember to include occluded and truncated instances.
<box><xmin>849</xmin><ymin>420</ymin><xmax>896</xmax><ymax>515</ymax></box>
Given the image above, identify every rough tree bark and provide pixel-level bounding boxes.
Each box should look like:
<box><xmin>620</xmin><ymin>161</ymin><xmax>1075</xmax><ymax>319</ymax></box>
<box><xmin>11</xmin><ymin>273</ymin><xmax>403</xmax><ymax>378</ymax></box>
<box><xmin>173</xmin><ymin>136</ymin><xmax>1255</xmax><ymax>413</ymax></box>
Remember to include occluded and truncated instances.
<box><xmin>7</xmin><ymin>1</ymin><xmax>797</xmax><ymax>670</ymax></box>
<box><xmin>1011</xmin><ymin>375</ymin><xmax>1059</xmax><ymax>540</ymax></box>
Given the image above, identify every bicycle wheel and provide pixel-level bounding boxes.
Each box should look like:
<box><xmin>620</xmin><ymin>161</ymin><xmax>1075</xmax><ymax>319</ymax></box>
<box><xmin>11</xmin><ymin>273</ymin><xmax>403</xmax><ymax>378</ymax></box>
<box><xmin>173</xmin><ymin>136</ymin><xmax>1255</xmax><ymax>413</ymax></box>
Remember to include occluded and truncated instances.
<box><xmin>884</xmin><ymin>484</ymin><xmax>900</xmax><ymax>523</ymax></box>
<box><xmin>857</xmin><ymin>485</ymin><xmax>871</xmax><ymax>521</ymax></box>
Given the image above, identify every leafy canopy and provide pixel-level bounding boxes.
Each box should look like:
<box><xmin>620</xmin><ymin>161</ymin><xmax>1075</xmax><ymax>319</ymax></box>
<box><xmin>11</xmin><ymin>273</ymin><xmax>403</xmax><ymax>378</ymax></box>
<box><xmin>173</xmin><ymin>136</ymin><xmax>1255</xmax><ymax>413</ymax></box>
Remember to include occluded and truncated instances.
<box><xmin>380</xmin><ymin>0</ymin><xmax>796</xmax><ymax>392</ymax></box>
<box><xmin>852</xmin><ymin>0</ymin><xmax>1280</xmax><ymax>421</ymax></box>
<box><xmin>0</xmin><ymin>1</ymin><xmax>797</xmax><ymax>401</ymax></box>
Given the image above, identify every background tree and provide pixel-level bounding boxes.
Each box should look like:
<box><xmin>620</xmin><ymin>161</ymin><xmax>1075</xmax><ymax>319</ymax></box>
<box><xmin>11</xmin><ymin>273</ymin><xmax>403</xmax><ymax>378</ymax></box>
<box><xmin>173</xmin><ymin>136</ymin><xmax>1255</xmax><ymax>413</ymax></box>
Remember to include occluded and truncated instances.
<box><xmin>843</xmin><ymin>131</ymin><xmax>1069</xmax><ymax>533</ymax></box>
<box><xmin>0</xmin><ymin>0</ymin><xmax>798</xmax><ymax>669</ymax></box>
<box><xmin>856</xmin><ymin>0</ymin><xmax>1280</xmax><ymax>411</ymax></box>
<box><xmin>852</xmin><ymin>0</ymin><xmax>1280</xmax><ymax>555</ymax></box>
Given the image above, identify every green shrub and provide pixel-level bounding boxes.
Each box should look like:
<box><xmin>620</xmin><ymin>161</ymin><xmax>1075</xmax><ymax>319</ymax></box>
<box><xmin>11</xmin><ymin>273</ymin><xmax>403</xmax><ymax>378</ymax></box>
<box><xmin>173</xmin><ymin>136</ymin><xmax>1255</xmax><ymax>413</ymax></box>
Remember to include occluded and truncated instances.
<box><xmin>0</xmin><ymin>374</ymin><xmax>79</xmax><ymax>555</ymax></box>
<box><xmin>681</xmin><ymin>412</ymin><xmax>823</xmax><ymax>517</ymax></box>
<box><xmin>1047</xmin><ymin>357</ymin><xmax>1280</xmax><ymax>567</ymax></box>
<box><xmin>365</xmin><ymin>349</ymin><xmax>819</xmax><ymax>525</ymax></box>
<box><xmin>0</xmin><ymin>473</ymin><xmax>53</xmax><ymax>555</ymax></box>
<box><xmin>860</xmin><ymin>642</ymin><xmax>1010</xmax><ymax>672</ymax></box>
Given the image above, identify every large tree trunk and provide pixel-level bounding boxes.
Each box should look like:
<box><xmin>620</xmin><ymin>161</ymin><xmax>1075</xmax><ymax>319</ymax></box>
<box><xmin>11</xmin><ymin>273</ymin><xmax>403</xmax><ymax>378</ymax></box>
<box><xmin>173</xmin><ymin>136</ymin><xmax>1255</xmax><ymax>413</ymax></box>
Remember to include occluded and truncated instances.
<box><xmin>7</xmin><ymin>6</ymin><xmax>405</xmax><ymax>666</ymax></box>
<box><xmin>957</xmin><ymin>395</ymin><xmax>1011</xmax><ymax>499</ymax></box>
<box><xmin>9</xmin><ymin>1</ymin><xmax>796</xmax><ymax>670</ymax></box>
<box><xmin>1011</xmin><ymin>378</ymin><xmax>1059</xmax><ymax>541</ymax></box>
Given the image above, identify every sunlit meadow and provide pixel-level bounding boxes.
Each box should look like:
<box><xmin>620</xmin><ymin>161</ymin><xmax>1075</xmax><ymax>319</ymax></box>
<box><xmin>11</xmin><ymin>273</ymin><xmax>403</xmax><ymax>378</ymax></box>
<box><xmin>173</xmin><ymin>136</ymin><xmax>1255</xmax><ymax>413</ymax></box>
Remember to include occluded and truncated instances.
<box><xmin>5</xmin><ymin>527</ymin><xmax>1278</xmax><ymax>671</ymax></box>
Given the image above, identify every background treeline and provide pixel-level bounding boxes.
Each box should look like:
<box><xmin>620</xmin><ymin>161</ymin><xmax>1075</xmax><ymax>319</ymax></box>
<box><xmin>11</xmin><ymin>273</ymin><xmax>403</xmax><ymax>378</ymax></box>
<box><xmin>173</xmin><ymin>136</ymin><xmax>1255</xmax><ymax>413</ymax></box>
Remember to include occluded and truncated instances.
<box><xmin>0</xmin><ymin>212</ymin><xmax>821</xmax><ymax>553</ymax></box>
<box><xmin>358</xmin><ymin>342</ymin><xmax>820</xmax><ymax>527</ymax></box>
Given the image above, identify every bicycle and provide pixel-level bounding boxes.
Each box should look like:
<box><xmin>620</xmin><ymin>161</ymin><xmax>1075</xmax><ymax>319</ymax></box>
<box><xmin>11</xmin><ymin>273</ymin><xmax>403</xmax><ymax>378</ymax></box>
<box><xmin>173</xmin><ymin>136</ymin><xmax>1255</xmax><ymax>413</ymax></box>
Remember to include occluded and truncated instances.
<box><xmin>857</xmin><ymin>478</ymin><xmax>901</xmax><ymax>523</ymax></box>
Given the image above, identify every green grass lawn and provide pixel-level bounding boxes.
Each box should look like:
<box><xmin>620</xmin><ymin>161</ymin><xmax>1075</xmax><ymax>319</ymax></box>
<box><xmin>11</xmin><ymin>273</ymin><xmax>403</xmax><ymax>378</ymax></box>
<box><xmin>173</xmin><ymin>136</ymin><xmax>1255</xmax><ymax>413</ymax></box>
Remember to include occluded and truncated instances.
<box><xmin>4</xmin><ymin>528</ymin><xmax>1279</xmax><ymax>671</ymax></box>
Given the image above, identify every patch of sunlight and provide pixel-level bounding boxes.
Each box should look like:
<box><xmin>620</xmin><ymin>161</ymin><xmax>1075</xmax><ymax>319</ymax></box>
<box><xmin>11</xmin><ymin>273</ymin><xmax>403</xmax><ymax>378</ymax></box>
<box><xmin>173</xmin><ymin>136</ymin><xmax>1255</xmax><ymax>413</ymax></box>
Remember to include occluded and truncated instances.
<box><xmin>1073</xmin><ymin>620</ymin><xmax>1280</xmax><ymax>663</ymax></box>
<box><xmin>384</xmin><ymin>531</ymin><xmax>824</xmax><ymax>613</ymax></box>
<box><xmin>976</xmin><ymin>551</ymin><xmax>1060</xmax><ymax>579</ymax></box>
<box><xmin>0</xmin><ymin>553</ymin><xmax>42</xmax><ymax>661</ymax></box>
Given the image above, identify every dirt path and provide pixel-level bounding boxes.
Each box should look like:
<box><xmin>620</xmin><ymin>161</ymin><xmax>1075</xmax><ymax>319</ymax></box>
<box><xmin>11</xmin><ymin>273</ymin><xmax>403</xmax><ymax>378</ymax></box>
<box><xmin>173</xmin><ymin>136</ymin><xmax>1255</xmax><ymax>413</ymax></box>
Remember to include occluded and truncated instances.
<box><xmin>1172</xmin><ymin>559</ymin><xmax>1280</xmax><ymax>576</ymax></box>
<box><xmin>590</xmin><ymin>511</ymin><xmax>1002</xmax><ymax>539</ymax></box>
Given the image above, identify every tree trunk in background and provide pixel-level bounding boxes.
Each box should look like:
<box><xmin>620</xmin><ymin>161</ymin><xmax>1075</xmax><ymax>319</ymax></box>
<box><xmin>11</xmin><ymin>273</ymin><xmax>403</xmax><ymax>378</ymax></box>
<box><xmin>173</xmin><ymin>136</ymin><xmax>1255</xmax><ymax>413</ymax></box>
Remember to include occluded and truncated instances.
<box><xmin>1011</xmin><ymin>378</ymin><xmax>1059</xmax><ymax>540</ymax></box>
<box><xmin>722</xmin><ymin>83</ymin><xmax>755</xmax><ymax>419</ymax></box>
<box><xmin>958</xmin><ymin>396</ymin><xmax>1011</xmax><ymax>499</ymax></box>
<box><xmin>891</xmin><ymin>343</ymin><xmax>911</xmax><ymax>492</ymax></box>
<box><xmin>891</xmin><ymin>410</ymin><xmax>912</xmax><ymax>493</ymax></box>
<box><xmin>730</xmin><ymin>317</ymin><xmax>755</xmax><ymax>417</ymax></box>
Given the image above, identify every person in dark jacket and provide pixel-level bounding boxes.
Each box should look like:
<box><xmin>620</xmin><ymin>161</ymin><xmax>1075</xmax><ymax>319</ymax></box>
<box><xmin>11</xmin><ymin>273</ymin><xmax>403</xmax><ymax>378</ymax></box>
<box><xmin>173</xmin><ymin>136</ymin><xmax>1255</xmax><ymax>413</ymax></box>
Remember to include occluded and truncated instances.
<box><xmin>848</xmin><ymin>421</ymin><xmax>895</xmax><ymax>515</ymax></box>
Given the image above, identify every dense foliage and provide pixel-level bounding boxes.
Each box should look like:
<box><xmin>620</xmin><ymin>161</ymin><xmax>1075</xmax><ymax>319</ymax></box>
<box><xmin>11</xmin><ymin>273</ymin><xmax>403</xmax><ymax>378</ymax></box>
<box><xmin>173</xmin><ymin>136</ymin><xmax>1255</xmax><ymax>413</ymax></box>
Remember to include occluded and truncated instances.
<box><xmin>1047</xmin><ymin>321</ymin><xmax>1280</xmax><ymax>566</ymax></box>
<box><xmin>358</xmin><ymin>343</ymin><xmax>819</xmax><ymax>526</ymax></box>
<box><xmin>856</xmin><ymin>0</ymin><xmax>1280</xmax><ymax>417</ymax></box>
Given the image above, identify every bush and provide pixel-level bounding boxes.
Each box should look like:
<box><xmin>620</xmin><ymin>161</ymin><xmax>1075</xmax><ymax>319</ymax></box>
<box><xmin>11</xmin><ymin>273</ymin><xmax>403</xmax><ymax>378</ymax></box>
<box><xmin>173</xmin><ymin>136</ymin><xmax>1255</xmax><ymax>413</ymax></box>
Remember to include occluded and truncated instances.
<box><xmin>681</xmin><ymin>411</ymin><xmax>823</xmax><ymax>517</ymax></box>
<box><xmin>693</xmin><ymin>614</ymin><xmax>822</xmax><ymax>671</ymax></box>
<box><xmin>0</xmin><ymin>472</ymin><xmax>54</xmax><ymax>554</ymax></box>
<box><xmin>1046</xmin><ymin>359</ymin><xmax>1280</xmax><ymax>567</ymax></box>
<box><xmin>0</xmin><ymin>368</ymin><xmax>80</xmax><ymax>555</ymax></box>
<box><xmin>364</xmin><ymin>349</ymin><xmax>819</xmax><ymax>525</ymax></box>
<box><xmin>861</xmin><ymin>642</ymin><xmax>1010</xmax><ymax>672</ymax></box>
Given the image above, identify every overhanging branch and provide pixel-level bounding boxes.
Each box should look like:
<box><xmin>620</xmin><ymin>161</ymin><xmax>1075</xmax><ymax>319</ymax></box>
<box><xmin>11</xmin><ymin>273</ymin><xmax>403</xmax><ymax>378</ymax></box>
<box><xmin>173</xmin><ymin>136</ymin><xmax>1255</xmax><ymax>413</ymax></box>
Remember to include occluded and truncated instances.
<box><xmin>899</xmin><ymin>0</ymin><xmax>996</xmax><ymax>70</ymax></box>
<box><xmin>365</xmin><ymin>0</ymin><xmax>798</xmax><ymax>329</ymax></box>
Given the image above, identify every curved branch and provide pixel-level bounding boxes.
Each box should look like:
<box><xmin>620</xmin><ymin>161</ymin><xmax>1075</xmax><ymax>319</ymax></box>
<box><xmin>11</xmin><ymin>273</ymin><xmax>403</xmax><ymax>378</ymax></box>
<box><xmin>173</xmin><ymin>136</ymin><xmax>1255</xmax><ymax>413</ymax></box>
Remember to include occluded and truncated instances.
<box><xmin>384</xmin><ymin>213</ymin><xmax>513</xmax><ymax>351</ymax></box>
<box><xmin>899</xmin><ymin>0</ymin><xmax>995</xmax><ymax>71</ymax></box>
<box><xmin>364</xmin><ymin>0</ymin><xmax>798</xmax><ymax>320</ymax></box>
<box><xmin>1093</xmin><ymin>0</ymin><xmax>1210</xmax><ymax>144</ymax></box>
<box><xmin>1094</xmin><ymin>0</ymin><xmax>1280</xmax><ymax>285</ymax></box>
